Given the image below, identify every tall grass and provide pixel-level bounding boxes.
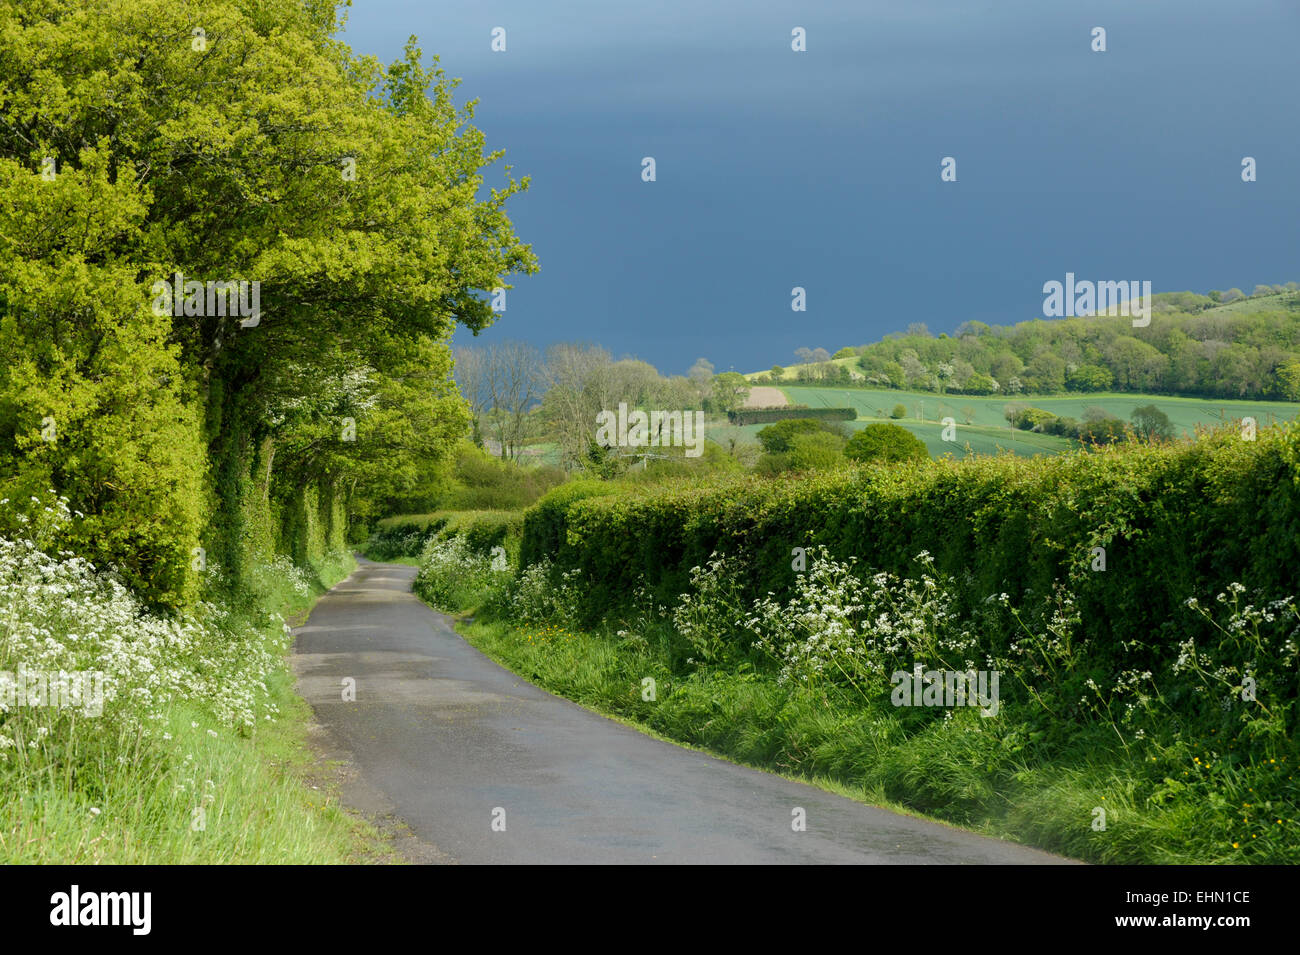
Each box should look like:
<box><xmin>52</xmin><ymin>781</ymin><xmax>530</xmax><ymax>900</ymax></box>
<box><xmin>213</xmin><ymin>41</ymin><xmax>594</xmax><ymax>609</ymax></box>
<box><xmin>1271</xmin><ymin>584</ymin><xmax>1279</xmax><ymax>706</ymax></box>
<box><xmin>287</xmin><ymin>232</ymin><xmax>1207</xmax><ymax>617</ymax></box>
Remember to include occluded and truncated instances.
<box><xmin>0</xmin><ymin>493</ymin><xmax>375</xmax><ymax>863</ymax></box>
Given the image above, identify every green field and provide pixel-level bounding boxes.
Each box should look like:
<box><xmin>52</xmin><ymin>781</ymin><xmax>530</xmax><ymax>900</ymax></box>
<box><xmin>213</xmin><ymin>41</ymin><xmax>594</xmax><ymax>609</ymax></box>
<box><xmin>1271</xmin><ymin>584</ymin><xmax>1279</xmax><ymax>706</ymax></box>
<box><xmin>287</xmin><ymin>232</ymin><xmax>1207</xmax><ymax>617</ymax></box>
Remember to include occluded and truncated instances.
<box><xmin>709</xmin><ymin>414</ymin><xmax>1071</xmax><ymax>458</ymax></box>
<box><xmin>742</xmin><ymin>385</ymin><xmax>1300</xmax><ymax>456</ymax></box>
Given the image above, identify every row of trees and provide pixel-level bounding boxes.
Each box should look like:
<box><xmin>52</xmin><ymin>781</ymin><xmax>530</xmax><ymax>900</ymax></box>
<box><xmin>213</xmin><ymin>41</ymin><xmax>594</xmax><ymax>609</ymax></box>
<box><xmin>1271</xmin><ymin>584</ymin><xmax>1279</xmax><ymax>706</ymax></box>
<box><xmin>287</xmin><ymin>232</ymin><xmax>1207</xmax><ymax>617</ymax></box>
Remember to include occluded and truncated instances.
<box><xmin>1003</xmin><ymin>403</ymin><xmax>1175</xmax><ymax>445</ymax></box>
<box><xmin>852</xmin><ymin>298</ymin><xmax>1300</xmax><ymax>399</ymax></box>
<box><xmin>0</xmin><ymin>0</ymin><xmax>535</xmax><ymax>605</ymax></box>
<box><xmin>772</xmin><ymin>289</ymin><xmax>1300</xmax><ymax>400</ymax></box>
<box><xmin>453</xmin><ymin>343</ymin><xmax>753</xmax><ymax>469</ymax></box>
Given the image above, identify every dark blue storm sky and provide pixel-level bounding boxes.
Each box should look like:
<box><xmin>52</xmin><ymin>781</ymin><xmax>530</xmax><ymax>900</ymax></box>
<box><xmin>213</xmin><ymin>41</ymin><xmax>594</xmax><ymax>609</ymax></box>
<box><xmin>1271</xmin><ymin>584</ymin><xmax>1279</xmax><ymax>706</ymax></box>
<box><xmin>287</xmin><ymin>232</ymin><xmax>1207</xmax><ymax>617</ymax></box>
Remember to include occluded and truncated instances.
<box><xmin>341</xmin><ymin>0</ymin><xmax>1300</xmax><ymax>376</ymax></box>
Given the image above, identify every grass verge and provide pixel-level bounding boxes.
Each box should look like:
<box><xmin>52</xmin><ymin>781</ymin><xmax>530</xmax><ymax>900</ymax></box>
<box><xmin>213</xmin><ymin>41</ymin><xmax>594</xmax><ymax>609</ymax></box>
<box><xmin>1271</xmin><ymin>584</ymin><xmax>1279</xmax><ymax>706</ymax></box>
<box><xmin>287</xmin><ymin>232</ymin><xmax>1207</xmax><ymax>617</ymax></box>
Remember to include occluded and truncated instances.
<box><xmin>444</xmin><ymin>612</ymin><xmax>1294</xmax><ymax>865</ymax></box>
<box><xmin>1</xmin><ymin>546</ymin><xmax>398</xmax><ymax>864</ymax></box>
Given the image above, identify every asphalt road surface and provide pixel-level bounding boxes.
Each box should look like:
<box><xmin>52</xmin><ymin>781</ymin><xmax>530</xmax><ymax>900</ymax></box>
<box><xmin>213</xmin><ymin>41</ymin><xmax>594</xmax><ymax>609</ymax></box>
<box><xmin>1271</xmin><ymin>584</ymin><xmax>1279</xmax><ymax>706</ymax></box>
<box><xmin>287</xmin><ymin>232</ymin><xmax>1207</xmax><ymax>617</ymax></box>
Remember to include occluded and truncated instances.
<box><xmin>292</xmin><ymin>557</ymin><xmax>1075</xmax><ymax>865</ymax></box>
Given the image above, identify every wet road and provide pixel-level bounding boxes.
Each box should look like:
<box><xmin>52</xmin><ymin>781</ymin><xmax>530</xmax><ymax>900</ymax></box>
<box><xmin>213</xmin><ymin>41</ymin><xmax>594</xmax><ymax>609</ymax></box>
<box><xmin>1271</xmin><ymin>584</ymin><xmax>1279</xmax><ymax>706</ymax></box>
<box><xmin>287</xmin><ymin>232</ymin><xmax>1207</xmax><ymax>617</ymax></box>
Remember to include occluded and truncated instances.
<box><xmin>292</xmin><ymin>558</ymin><xmax>1075</xmax><ymax>864</ymax></box>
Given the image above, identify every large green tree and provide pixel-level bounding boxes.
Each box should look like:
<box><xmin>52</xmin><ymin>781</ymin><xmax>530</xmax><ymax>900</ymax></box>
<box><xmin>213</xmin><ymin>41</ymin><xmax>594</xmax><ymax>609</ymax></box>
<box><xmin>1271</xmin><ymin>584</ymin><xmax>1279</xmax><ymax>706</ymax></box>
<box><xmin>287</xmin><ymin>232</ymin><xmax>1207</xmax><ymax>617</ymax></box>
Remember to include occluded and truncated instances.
<box><xmin>844</xmin><ymin>423</ymin><xmax>929</xmax><ymax>464</ymax></box>
<box><xmin>0</xmin><ymin>0</ymin><xmax>536</xmax><ymax>604</ymax></box>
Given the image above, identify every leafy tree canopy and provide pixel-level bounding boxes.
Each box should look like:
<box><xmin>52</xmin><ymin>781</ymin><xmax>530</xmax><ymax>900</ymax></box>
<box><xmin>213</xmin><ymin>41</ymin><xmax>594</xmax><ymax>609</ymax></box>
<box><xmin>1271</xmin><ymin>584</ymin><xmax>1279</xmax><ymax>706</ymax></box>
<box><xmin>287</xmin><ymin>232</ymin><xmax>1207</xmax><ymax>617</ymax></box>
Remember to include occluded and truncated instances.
<box><xmin>844</xmin><ymin>423</ymin><xmax>929</xmax><ymax>464</ymax></box>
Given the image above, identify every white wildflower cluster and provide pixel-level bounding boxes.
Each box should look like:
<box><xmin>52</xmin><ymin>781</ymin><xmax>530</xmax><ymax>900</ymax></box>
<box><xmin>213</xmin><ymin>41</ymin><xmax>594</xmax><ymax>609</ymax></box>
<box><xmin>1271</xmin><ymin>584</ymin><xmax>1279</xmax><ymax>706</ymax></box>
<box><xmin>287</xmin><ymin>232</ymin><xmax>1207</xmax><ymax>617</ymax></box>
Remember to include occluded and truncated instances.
<box><xmin>0</xmin><ymin>516</ymin><xmax>289</xmax><ymax>765</ymax></box>
<box><xmin>491</xmin><ymin>558</ymin><xmax>584</xmax><ymax>626</ymax></box>
<box><xmin>251</xmin><ymin>554</ymin><xmax>312</xmax><ymax>600</ymax></box>
<box><xmin>1109</xmin><ymin>668</ymin><xmax>1156</xmax><ymax>721</ymax></box>
<box><xmin>1176</xmin><ymin>583</ymin><xmax>1299</xmax><ymax>713</ymax></box>
<box><xmin>671</xmin><ymin>554</ymin><xmax>750</xmax><ymax>665</ymax></box>
<box><xmin>735</xmin><ymin>548</ymin><xmax>975</xmax><ymax>696</ymax></box>
<box><xmin>413</xmin><ymin>534</ymin><xmax>516</xmax><ymax>612</ymax></box>
<box><xmin>1003</xmin><ymin>584</ymin><xmax>1080</xmax><ymax>676</ymax></box>
<box><xmin>415</xmin><ymin>535</ymin><xmax>487</xmax><ymax>609</ymax></box>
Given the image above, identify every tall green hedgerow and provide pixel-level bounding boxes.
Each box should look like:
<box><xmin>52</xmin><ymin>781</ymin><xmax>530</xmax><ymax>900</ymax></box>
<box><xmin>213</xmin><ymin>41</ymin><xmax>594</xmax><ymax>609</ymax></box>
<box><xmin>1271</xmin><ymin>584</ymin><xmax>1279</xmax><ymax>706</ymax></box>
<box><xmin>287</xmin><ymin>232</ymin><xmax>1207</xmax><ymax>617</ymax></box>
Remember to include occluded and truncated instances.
<box><xmin>520</xmin><ymin>423</ymin><xmax>1300</xmax><ymax>656</ymax></box>
<box><xmin>519</xmin><ymin>480</ymin><xmax>624</xmax><ymax>568</ymax></box>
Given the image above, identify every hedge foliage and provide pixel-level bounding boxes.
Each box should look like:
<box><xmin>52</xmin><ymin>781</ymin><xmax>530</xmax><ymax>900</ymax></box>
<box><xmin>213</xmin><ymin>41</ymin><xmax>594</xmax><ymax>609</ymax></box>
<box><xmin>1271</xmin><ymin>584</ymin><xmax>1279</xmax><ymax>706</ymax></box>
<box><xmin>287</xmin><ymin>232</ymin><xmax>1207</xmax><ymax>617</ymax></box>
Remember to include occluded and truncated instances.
<box><xmin>367</xmin><ymin>509</ymin><xmax>525</xmax><ymax>561</ymax></box>
<box><xmin>519</xmin><ymin>424</ymin><xmax>1300</xmax><ymax>668</ymax></box>
<box><xmin>727</xmin><ymin>407</ymin><xmax>857</xmax><ymax>425</ymax></box>
<box><xmin>519</xmin><ymin>480</ymin><xmax>622</xmax><ymax>567</ymax></box>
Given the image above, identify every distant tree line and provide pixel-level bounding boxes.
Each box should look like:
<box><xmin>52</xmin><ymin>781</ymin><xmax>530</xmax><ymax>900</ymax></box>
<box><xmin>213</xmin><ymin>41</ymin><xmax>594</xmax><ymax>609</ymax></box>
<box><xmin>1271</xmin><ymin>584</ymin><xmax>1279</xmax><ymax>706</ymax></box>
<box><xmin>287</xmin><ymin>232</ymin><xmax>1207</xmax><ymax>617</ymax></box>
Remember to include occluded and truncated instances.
<box><xmin>453</xmin><ymin>343</ymin><xmax>752</xmax><ymax>470</ymax></box>
<box><xmin>1003</xmin><ymin>402</ymin><xmax>1177</xmax><ymax>446</ymax></box>
<box><xmin>764</xmin><ymin>287</ymin><xmax>1300</xmax><ymax>400</ymax></box>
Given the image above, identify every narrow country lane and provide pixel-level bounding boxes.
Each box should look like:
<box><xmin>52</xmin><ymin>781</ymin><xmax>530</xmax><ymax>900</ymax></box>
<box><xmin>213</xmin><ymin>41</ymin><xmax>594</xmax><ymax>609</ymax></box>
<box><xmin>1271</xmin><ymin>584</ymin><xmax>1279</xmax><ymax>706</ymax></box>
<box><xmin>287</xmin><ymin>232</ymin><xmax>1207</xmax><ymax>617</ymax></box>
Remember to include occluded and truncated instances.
<box><xmin>292</xmin><ymin>558</ymin><xmax>1077</xmax><ymax>865</ymax></box>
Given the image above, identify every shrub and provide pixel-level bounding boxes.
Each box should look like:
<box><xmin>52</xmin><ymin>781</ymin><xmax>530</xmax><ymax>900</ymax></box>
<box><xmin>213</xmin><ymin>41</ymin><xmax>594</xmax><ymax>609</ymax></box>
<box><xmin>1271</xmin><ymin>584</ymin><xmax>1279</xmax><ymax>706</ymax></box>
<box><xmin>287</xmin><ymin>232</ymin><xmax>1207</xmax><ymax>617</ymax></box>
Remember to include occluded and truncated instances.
<box><xmin>756</xmin><ymin>418</ymin><xmax>848</xmax><ymax>454</ymax></box>
<box><xmin>519</xmin><ymin>480</ymin><xmax>622</xmax><ymax>567</ymax></box>
<box><xmin>1131</xmin><ymin>405</ymin><xmax>1174</xmax><ymax>442</ymax></box>
<box><xmin>891</xmin><ymin>404</ymin><xmax>907</xmax><ymax>419</ymax></box>
<box><xmin>443</xmin><ymin>443</ymin><xmax>566</xmax><ymax>511</ymax></box>
<box><xmin>365</xmin><ymin>519</ymin><xmax>445</xmax><ymax>559</ymax></box>
<box><xmin>844</xmin><ymin>423</ymin><xmax>929</xmax><ymax>464</ymax></box>
<box><xmin>1068</xmin><ymin>364</ymin><xmax>1113</xmax><ymax>391</ymax></box>
<box><xmin>745</xmin><ymin>548</ymin><xmax>974</xmax><ymax>697</ymax></box>
<box><xmin>485</xmin><ymin>558</ymin><xmax>584</xmax><ymax>627</ymax></box>
<box><xmin>433</xmin><ymin>510</ymin><xmax>523</xmax><ymax>558</ymax></box>
<box><xmin>1044</xmin><ymin>415</ymin><xmax>1080</xmax><ymax>439</ymax></box>
<box><xmin>412</xmin><ymin>536</ymin><xmax>504</xmax><ymax>613</ymax></box>
<box><xmin>1010</xmin><ymin>407</ymin><xmax>1058</xmax><ymax>432</ymax></box>
<box><xmin>368</xmin><ymin>510</ymin><xmax>523</xmax><ymax>561</ymax></box>
<box><xmin>1078</xmin><ymin>417</ymin><xmax>1128</xmax><ymax>446</ymax></box>
<box><xmin>959</xmin><ymin>373</ymin><xmax>999</xmax><ymax>395</ymax></box>
<box><xmin>783</xmin><ymin>431</ymin><xmax>847</xmax><ymax>471</ymax></box>
<box><xmin>0</xmin><ymin>495</ymin><xmax>294</xmax><ymax>773</ymax></box>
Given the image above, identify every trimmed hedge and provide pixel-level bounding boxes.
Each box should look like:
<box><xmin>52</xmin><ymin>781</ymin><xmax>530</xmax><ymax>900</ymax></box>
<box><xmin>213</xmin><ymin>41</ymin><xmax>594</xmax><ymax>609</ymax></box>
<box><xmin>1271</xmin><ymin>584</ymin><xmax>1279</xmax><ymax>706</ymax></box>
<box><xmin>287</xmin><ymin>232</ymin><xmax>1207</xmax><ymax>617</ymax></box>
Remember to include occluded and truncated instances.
<box><xmin>439</xmin><ymin>510</ymin><xmax>525</xmax><ymax>560</ymax></box>
<box><xmin>518</xmin><ymin>425</ymin><xmax>1300</xmax><ymax>667</ymax></box>
<box><xmin>728</xmin><ymin>407</ymin><xmax>857</xmax><ymax>425</ymax></box>
<box><xmin>367</xmin><ymin>509</ymin><xmax>524</xmax><ymax>560</ymax></box>
<box><xmin>519</xmin><ymin>480</ymin><xmax>623</xmax><ymax>567</ymax></box>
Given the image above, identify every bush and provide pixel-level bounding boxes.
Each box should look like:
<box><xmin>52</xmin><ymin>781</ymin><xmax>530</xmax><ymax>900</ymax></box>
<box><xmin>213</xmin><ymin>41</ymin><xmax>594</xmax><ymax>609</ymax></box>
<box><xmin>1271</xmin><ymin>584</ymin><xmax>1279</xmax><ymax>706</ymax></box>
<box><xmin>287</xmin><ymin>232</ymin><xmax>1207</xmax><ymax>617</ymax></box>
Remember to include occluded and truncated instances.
<box><xmin>443</xmin><ymin>443</ymin><xmax>566</xmax><ymax>511</ymax></box>
<box><xmin>1009</xmin><ymin>407</ymin><xmax>1058</xmax><ymax>432</ymax></box>
<box><xmin>1044</xmin><ymin>415</ymin><xmax>1080</xmax><ymax>439</ymax></box>
<box><xmin>0</xmin><ymin>493</ymin><xmax>360</xmax><ymax>863</ymax></box>
<box><xmin>844</xmin><ymin>423</ymin><xmax>929</xmax><ymax>464</ymax></box>
<box><xmin>366</xmin><ymin>518</ymin><xmax>446</xmax><ymax>560</ymax></box>
<box><xmin>959</xmin><ymin>373</ymin><xmax>999</xmax><ymax>395</ymax></box>
<box><xmin>1068</xmin><ymin>364</ymin><xmax>1113</xmax><ymax>391</ymax></box>
<box><xmin>412</xmin><ymin>535</ymin><xmax>505</xmax><ymax>613</ymax></box>
<box><xmin>891</xmin><ymin>404</ymin><xmax>907</xmax><ymax>419</ymax></box>
<box><xmin>484</xmin><ymin>558</ymin><xmax>584</xmax><ymax>627</ymax></box>
<box><xmin>0</xmin><ymin>286</ymin><xmax>207</xmax><ymax>610</ymax></box>
<box><xmin>367</xmin><ymin>510</ymin><xmax>523</xmax><ymax>561</ymax></box>
<box><xmin>784</xmin><ymin>431</ymin><xmax>847</xmax><ymax>471</ymax></box>
<box><xmin>756</xmin><ymin>418</ymin><xmax>848</xmax><ymax>454</ymax></box>
<box><xmin>438</xmin><ymin>510</ymin><xmax>524</xmax><ymax>560</ymax></box>
<box><xmin>1131</xmin><ymin>405</ymin><xmax>1174</xmax><ymax>442</ymax></box>
<box><xmin>519</xmin><ymin>480</ymin><xmax>623</xmax><ymax>568</ymax></box>
<box><xmin>0</xmin><ymin>495</ymin><xmax>294</xmax><ymax>763</ymax></box>
<box><xmin>1078</xmin><ymin>417</ymin><xmax>1128</xmax><ymax>446</ymax></box>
